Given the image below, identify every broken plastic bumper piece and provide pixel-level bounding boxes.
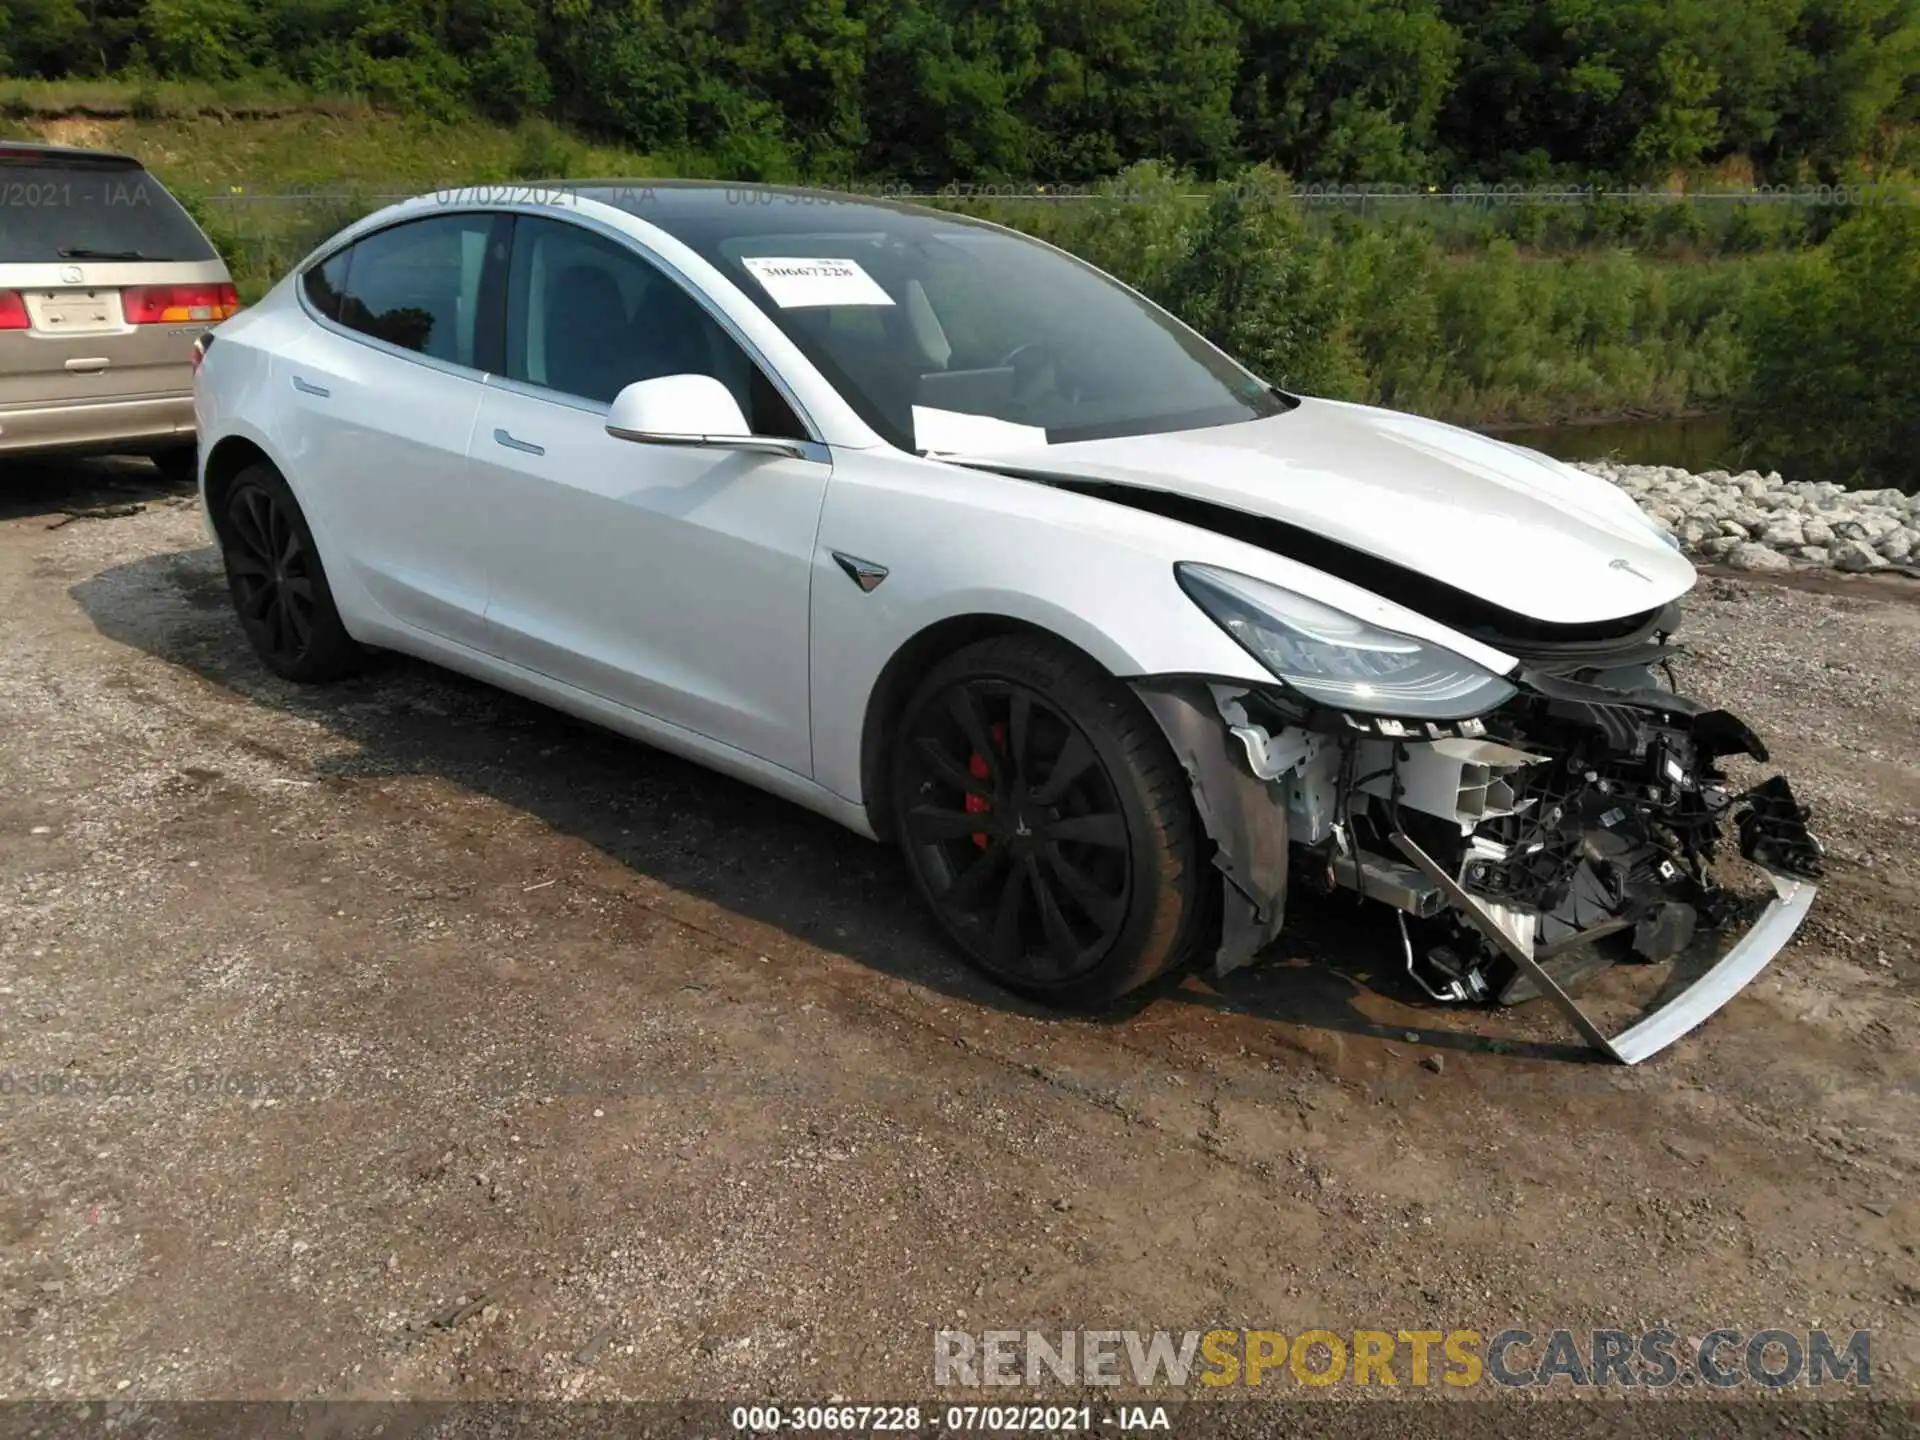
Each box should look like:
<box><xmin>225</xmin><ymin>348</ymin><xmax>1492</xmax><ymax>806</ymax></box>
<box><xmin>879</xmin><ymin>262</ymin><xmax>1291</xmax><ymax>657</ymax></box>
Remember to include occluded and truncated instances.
<box><xmin>1391</xmin><ymin>830</ymin><xmax>1817</xmax><ymax>1065</ymax></box>
<box><xmin>1602</xmin><ymin>872</ymin><xmax>1815</xmax><ymax>1064</ymax></box>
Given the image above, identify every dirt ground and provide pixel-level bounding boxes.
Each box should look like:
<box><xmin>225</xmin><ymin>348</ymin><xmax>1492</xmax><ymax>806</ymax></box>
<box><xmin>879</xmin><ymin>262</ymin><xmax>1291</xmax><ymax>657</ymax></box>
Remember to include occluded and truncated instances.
<box><xmin>3</xmin><ymin>458</ymin><xmax>1918</xmax><ymax>1412</ymax></box>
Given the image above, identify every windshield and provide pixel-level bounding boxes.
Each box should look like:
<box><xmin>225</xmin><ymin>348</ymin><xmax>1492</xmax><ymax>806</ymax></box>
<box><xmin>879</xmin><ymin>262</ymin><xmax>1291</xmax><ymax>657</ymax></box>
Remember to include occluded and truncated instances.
<box><xmin>634</xmin><ymin>196</ymin><xmax>1287</xmax><ymax>452</ymax></box>
<box><xmin>0</xmin><ymin>154</ymin><xmax>217</xmax><ymax>264</ymax></box>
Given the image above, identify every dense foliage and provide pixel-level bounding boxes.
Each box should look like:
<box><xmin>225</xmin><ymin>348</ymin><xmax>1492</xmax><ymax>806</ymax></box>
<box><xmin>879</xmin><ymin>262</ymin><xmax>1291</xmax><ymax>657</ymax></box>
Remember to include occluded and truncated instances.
<box><xmin>3</xmin><ymin>0</ymin><xmax>1917</xmax><ymax>182</ymax></box>
<box><xmin>974</xmin><ymin>164</ymin><xmax>1759</xmax><ymax>423</ymax></box>
<box><xmin>1003</xmin><ymin>177</ymin><xmax>1917</xmax><ymax>487</ymax></box>
<box><xmin>1738</xmin><ymin>204</ymin><xmax>1920</xmax><ymax>487</ymax></box>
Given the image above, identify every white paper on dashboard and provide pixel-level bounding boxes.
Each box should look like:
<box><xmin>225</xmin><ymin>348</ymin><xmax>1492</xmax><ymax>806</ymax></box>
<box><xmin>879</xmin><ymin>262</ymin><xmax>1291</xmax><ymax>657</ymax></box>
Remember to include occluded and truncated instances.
<box><xmin>912</xmin><ymin>406</ymin><xmax>1051</xmax><ymax>455</ymax></box>
<box><xmin>739</xmin><ymin>256</ymin><xmax>895</xmax><ymax>309</ymax></box>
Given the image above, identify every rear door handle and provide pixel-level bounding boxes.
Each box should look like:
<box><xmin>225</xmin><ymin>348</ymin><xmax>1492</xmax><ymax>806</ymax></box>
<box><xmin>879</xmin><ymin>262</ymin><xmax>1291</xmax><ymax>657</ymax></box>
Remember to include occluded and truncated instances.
<box><xmin>493</xmin><ymin>428</ymin><xmax>545</xmax><ymax>457</ymax></box>
<box><xmin>65</xmin><ymin>356</ymin><xmax>111</xmax><ymax>373</ymax></box>
<box><xmin>291</xmin><ymin>375</ymin><xmax>330</xmax><ymax>397</ymax></box>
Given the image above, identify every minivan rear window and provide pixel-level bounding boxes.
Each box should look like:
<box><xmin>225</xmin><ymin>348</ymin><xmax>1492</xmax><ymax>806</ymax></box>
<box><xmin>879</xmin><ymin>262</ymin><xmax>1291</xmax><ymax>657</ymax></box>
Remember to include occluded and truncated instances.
<box><xmin>0</xmin><ymin>153</ymin><xmax>218</xmax><ymax>264</ymax></box>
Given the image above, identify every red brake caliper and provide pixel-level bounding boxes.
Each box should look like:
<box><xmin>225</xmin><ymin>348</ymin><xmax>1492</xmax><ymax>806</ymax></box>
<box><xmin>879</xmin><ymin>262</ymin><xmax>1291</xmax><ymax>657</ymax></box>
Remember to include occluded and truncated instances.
<box><xmin>966</xmin><ymin>721</ymin><xmax>1006</xmax><ymax>849</ymax></box>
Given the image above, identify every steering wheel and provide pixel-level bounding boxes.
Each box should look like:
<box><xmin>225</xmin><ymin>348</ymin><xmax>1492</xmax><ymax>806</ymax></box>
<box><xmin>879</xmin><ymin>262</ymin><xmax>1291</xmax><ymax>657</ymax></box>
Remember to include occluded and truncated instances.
<box><xmin>997</xmin><ymin>342</ymin><xmax>1082</xmax><ymax>408</ymax></box>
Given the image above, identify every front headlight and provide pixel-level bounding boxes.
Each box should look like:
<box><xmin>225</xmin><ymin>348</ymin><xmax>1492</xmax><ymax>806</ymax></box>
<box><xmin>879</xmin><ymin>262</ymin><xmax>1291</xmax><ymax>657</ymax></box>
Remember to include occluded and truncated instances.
<box><xmin>1176</xmin><ymin>563</ymin><xmax>1517</xmax><ymax>720</ymax></box>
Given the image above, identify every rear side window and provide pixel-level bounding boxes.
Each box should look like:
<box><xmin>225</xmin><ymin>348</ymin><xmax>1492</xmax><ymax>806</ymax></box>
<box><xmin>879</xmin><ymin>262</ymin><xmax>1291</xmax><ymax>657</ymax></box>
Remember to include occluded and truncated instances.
<box><xmin>327</xmin><ymin>214</ymin><xmax>497</xmax><ymax>370</ymax></box>
<box><xmin>0</xmin><ymin>153</ymin><xmax>217</xmax><ymax>264</ymax></box>
<box><xmin>303</xmin><ymin>250</ymin><xmax>348</xmax><ymax>321</ymax></box>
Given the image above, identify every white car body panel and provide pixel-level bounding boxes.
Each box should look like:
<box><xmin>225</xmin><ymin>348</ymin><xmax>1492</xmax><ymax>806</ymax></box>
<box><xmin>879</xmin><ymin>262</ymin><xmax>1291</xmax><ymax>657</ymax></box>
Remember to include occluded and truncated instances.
<box><xmin>467</xmin><ymin>378</ymin><xmax>830</xmax><ymax>775</ymax></box>
<box><xmin>804</xmin><ymin>445</ymin><xmax>1527</xmax><ymax>804</ymax></box>
<box><xmin>362</xmin><ymin>605</ymin><xmax>874</xmax><ymax>834</ymax></box>
<box><xmin>276</xmin><ymin>323</ymin><xmax>493</xmax><ymax>650</ymax></box>
<box><xmin>936</xmin><ymin>397</ymin><xmax>1693</xmax><ymax>626</ymax></box>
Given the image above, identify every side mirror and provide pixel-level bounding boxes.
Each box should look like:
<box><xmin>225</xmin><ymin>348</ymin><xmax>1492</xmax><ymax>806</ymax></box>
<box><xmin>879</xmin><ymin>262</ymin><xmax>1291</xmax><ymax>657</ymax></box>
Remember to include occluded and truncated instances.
<box><xmin>605</xmin><ymin>374</ymin><xmax>810</xmax><ymax>460</ymax></box>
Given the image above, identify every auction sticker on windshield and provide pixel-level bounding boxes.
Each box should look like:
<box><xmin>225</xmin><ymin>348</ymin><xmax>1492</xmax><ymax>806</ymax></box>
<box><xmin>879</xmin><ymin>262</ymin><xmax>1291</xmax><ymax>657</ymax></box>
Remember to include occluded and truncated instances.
<box><xmin>740</xmin><ymin>256</ymin><xmax>894</xmax><ymax>308</ymax></box>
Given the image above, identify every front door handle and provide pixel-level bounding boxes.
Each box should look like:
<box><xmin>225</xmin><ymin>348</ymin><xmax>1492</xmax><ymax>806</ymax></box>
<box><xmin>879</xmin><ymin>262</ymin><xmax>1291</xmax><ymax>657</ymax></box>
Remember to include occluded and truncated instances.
<box><xmin>291</xmin><ymin>375</ymin><xmax>330</xmax><ymax>397</ymax></box>
<box><xmin>493</xmin><ymin>428</ymin><xmax>545</xmax><ymax>457</ymax></box>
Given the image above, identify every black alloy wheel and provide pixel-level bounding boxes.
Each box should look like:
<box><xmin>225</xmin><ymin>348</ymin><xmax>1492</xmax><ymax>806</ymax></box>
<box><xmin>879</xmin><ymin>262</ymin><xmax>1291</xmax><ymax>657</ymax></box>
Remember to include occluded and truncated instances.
<box><xmin>220</xmin><ymin>463</ymin><xmax>365</xmax><ymax>682</ymax></box>
<box><xmin>227</xmin><ymin>480</ymin><xmax>314</xmax><ymax>664</ymax></box>
<box><xmin>892</xmin><ymin>635</ymin><xmax>1208</xmax><ymax>1007</ymax></box>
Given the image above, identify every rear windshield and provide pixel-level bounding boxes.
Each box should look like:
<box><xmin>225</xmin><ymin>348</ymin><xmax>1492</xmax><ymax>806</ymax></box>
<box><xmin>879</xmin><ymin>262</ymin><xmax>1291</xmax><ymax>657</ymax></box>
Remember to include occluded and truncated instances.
<box><xmin>0</xmin><ymin>155</ymin><xmax>217</xmax><ymax>264</ymax></box>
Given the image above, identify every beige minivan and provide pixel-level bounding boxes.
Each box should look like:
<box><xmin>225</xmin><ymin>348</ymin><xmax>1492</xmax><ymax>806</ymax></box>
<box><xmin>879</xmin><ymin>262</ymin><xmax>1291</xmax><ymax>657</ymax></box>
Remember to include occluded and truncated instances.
<box><xmin>1</xmin><ymin>141</ymin><xmax>238</xmax><ymax>480</ymax></box>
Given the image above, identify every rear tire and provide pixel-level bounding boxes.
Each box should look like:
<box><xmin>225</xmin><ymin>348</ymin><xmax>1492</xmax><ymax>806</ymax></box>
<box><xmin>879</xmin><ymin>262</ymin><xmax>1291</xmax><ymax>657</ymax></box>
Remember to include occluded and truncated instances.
<box><xmin>218</xmin><ymin>462</ymin><xmax>365</xmax><ymax>683</ymax></box>
<box><xmin>890</xmin><ymin>634</ymin><xmax>1209</xmax><ymax>1009</ymax></box>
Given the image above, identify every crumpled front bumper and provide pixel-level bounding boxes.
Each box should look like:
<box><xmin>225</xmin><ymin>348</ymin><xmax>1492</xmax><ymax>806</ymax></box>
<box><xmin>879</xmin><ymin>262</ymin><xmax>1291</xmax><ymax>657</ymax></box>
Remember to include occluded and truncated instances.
<box><xmin>1606</xmin><ymin>873</ymin><xmax>1816</xmax><ymax>1064</ymax></box>
<box><xmin>1391</xmin><ymin>830</ymin><xmax>1816</xmax><ymax>1064</ymax></box>
<box><xmin>1134</xmin><ymin>676</ymin><xmax>1823</xmax><ymax>1065</ymax></box>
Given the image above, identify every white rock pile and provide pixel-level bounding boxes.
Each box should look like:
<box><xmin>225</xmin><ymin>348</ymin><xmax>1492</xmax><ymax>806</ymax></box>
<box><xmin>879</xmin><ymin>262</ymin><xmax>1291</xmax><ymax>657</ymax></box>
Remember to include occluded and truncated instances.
<box><xmin>1574</xmin><ymin>461</ymin><xmax>1920</xmax><ymax>574</ymax></box>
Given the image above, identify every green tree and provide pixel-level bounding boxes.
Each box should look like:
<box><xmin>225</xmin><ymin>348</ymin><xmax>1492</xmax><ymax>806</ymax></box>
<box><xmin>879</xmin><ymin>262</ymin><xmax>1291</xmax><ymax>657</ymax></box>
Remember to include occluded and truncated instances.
<box><xmin>141</xmin><ymin>0</ymin><xmax>260</xmax><ymax>80</ymax></box>
<box><xmin>1019</xmin><ymin>0</ymin><xmax>1241</xmax><ymax>177</ymax></box>
<box><xmin>259</xmin><ymin>0</ymin><xmax>359</xmax><ymax>82</ymax></box>
<box><xmin>1160</xmin><ymin>165</ymin><xmax>1355</xmax><ymax>393</ymax></box>
<box><xmin>1628</xmin><ymin>40</ymin><xmax>1722</xmax><ymax>175</ymax></box>
<box><xmin>449</xmin><ymin>0</ymin><xmax>551</xmax><ymax>120</ymax></box>
<box><xmin>338</xmin><ymin>0</ymin><xmax>473</xmax><ymax>120</ymax></box>
<box><xmin>1231</xmin><ymin>0</ymin><xmax>1460</xmax><ymax>182</ymax></box>
<box><xmin>2</xmin><ymin>0</ymin><xmax>94</xmax><ymax>73</ymax></box>
<box><xmin>1763</xmin><ymin>0</ymin><xmax>1920</xmax><ymax>178</ymax></box>
<box><xmin>860</xmin><ymin>0</ymin><xmax>1043</xmax><ymax>180</ymax></box>
<box><xmin>544</xmin><ymin>0</ymin><xmax>693</xmax><ymax>151</ymax></box>
<box><xmin>1684</xmin><ymin>0</ymin><xmax>1801</xmax><ymax>170</ymax></box>
<box><xmin>668</xmin><ymin>0</ymin><xmax>868</xmax><ymax>173</ymax></box>
<box><xmin>1437</xmin><ymin>0</ymin><xmax>1729</xmax><ymax>180</ymax></box>
<box><xmin>1738</xmin><ymin>204</ymin><xmax>1920</xmax><ymax>488</ymax></box>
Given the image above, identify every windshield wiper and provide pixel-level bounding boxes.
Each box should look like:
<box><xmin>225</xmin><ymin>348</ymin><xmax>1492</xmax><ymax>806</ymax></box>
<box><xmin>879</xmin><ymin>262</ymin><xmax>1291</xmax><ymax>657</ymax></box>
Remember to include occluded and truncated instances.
<box><xmin>57</xmin><ymin>247</ymin><xmax>167</xmax><ymax>261</ymax></box>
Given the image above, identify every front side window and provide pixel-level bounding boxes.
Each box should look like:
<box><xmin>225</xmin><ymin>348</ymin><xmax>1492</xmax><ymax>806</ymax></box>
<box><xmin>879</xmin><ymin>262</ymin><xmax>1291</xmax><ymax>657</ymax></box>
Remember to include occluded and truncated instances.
<box><xmin>502</xmin><ymin>216</ymin><xmax>805</xmax><ymax>437</ymax></box>
<box><xmin>329</xmin><ymin>214</ymin><xmax>497</xmax><ymax>369</ymax></box>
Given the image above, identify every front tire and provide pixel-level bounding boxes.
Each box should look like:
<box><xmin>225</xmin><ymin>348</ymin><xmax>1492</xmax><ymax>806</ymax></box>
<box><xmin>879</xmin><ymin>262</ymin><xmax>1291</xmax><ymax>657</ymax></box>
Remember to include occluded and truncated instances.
<box><xmin>891</xmin><ymin>634</ymin><xmax>1209</xmax><ymax>1008</ymax></box>
<box><xmin>219</xmin><ymin>462</ymin><xmax>365</xmax><ymax>683</ymax></box>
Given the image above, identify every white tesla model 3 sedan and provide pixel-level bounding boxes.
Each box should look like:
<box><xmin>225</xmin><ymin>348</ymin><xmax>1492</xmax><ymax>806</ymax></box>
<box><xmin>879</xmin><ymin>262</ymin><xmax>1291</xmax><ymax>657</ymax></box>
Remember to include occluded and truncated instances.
<box><xmin>193</xmin><ymin>182</ymin><xmax>1822</xmax><ymax>1061</ymax></box>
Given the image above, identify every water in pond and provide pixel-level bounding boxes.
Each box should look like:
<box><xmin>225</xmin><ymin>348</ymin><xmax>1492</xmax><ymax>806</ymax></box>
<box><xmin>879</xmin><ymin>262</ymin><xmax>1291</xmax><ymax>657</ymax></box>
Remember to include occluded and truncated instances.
<box><xmin>1486</xmin><ymin>412</ymin><xmax>1748</xmax><ymax>475</ymax></box>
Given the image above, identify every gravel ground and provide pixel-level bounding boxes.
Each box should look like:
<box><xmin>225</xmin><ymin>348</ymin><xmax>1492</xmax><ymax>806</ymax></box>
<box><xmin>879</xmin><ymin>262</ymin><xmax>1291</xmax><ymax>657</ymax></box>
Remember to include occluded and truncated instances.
<box><xmin>1575</xmin><ymin>461</ymin><xmax>1920</xmax><ymax>575</ymax></box>
<box><xmin>3</xmin><ymin>460</ymin><xmax>1919</xmax><ymax>1413</ymax></box>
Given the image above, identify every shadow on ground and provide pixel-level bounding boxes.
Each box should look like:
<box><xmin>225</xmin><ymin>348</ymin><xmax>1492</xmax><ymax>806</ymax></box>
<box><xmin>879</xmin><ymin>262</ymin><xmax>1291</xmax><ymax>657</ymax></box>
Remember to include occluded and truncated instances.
<box><xmin>0</xmin><ymin>454</ymin><xmax>192</xmax><ymax>523</ymax></box>
<box><xmin>70</xmin><ymin>543</ymin><xmax>1599</xmax><ymax>1067</ymax></box>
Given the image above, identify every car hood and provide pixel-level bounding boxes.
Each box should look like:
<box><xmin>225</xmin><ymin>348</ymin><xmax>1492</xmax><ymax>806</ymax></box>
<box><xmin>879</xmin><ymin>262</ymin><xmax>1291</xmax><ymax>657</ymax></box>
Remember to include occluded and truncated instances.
<box><xmin>946</xmin><ymin>397</ymin><xmax>1695</xmax><ymax>626</ymax></box>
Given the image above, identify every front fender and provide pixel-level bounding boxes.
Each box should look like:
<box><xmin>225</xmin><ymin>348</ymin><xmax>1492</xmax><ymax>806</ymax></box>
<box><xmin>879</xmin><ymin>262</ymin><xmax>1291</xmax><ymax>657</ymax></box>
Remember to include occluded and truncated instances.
<box><xmin>808</xmin><ymin>448</ymin><xmax>1278</xmax><ymax>806</ymax></box>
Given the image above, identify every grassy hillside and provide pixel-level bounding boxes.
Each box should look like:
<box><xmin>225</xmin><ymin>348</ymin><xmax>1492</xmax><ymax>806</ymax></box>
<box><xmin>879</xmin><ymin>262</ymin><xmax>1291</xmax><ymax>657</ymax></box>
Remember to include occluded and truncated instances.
<box><xmin>0</xmin><ymin>78</ymin><xmax>670</xmax><ymax>190</ymax></box>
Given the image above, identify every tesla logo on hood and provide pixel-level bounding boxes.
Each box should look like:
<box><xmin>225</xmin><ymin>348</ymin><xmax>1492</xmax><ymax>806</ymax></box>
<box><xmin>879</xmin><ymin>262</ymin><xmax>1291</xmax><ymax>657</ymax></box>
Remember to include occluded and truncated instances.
<box><xmin>1610</xmin><ymin>557</ymin><xmax>1653</xmax><ymax>581</ymax></box>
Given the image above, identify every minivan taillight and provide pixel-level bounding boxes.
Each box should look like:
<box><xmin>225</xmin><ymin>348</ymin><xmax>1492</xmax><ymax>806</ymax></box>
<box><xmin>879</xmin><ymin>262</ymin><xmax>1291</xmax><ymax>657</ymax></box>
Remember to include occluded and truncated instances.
<box><xmin>0</xmin><ymin>290</ymin><xmax>28</xmax><ymax>329</ymax></box>
<box><xmin>123</xmin><ymin>283</ymin><xmax>240</xmax><ymax>324</ymax></box>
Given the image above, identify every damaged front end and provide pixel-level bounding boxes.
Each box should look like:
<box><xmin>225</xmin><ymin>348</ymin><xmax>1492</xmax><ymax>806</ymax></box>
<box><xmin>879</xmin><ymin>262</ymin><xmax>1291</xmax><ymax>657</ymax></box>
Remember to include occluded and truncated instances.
<box><xmin>1136</xmin><ymin>590</ymin><xmax>1824</xmax><ymax>1065</ymax></box>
